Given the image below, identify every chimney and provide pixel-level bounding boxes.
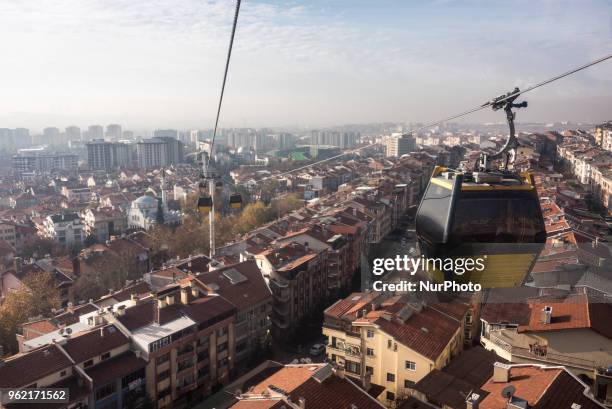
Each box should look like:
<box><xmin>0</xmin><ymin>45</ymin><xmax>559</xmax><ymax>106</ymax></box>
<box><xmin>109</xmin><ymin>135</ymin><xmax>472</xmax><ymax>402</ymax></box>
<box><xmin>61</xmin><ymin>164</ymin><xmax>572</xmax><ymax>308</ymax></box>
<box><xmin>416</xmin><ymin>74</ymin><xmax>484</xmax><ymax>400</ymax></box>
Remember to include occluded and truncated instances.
<box><xmin>466</xmin><ymin>392</ymin><xmax>480</xmax><ymax>409</ymax></box>
<box><xmin>100</xmin><ymin>327</ymin><xmax>105</xmax><ymax>338</ymax></box>
<box><xmin>158</xmin><ymin>298</ymin><xmax>167</xmax><ymax>309</ymax></box>
<box><xmin>541</xmin><ymin>306</ymin><xmax>552</xmax><ymax>324</ymax></box>
<box><xmin>493</xmin><ymin>362</ymin><xmax>510</xmax><ymax>383</ymax></box>
<box><xmin>130</xmin><ymin>293</ymin><xmax>139</xmax><ymax>306</ymax></box>
<box><xmin>298</xmin><ymin>397</ymin><xmax>306</xmax><ymax>409</ymax></box>
<box><xmin>190</xmin><ymin>281</ymin><xmax>199</xmax><ymax>298</ymax></box>
<box><xmin>166</xmin><ymin>294</ymin><xmax>175</xmax><ymax>305</ymax></box>
<box><xmin>336</xmin><ymin>365</ymin><xmax>345</xmax><ymax>379</ymax></box>
<box><xmin>13</xmin><ymin>257</ymin><xmax>23</xmax><ymax>273</ymax></box>
<box><xmin>117</xmin><ymin>305</ymin><xmax>126</xmax><ymax>316</ymax></box>
<box><xmin>181</xmin><ymin>287</ymin><xmax>190</xmax><ymax>305</ymax></box>
<box><xmin>72</xmin><ymin>257</ymin><xmax>81</xmax><ymax>277</ymax></box>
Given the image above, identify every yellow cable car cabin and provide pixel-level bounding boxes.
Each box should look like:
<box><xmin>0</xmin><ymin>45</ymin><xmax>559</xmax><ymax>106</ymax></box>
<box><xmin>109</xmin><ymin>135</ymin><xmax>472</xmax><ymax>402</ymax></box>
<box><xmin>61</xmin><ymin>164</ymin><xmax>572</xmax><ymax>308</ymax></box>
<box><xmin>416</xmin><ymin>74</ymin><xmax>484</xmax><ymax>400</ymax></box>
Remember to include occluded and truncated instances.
<box><xmin>229</xmin><ymin>194</ymin><xmax>243</xmax><ymax>209</ymax></box>
<box><xmin>415</xmin><ymin>166</ymin><xmax>546</xmax><ymax>288</ymax></box>
<box><xmin>197</xmin><ymin>196</ymin><xmax>213</xmax><ymax>214</ymax></box>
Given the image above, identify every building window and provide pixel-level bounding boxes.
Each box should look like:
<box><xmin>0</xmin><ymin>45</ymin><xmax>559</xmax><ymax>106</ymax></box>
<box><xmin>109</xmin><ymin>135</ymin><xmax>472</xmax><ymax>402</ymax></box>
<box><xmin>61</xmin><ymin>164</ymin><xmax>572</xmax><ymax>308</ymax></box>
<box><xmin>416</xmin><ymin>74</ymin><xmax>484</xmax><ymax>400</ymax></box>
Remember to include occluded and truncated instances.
<box><xmin>345</xmin><ymin>360</ymin><xmax>361</xmax><ymax>375</ymax></box>
<box><xmin>404</xmin><ymin>379</ymin><xmax>415</xmax><ymax>388</ymax></box>
<box><xmin>366</xmin><ymin>348</ymin><xmax>375</xmax><ymax>357</ymax></box>
<box><xmin>156</xmin><ymin>353</ymin><xmax>170</xmax><ymax>365</ymax></box>
<box><xmin>158</xmin><ymin>370</ymin><xmax>170</xmax><ymax>381</ymax></box>
<box><xmin>386</xmin><ymin>372</ymin><xmax>395</xmax><ymax>382</ymax></box>
<box><xmin>366</xmin><ymin>366</ymin><xmax>374</xmax><ymax>375</ymax></box>
<box><xmin>405</xmin><ymin>361</ymin><xmax>416</xmax><ymax>371</ymax></box>
<box><xmin>95</xmin><ymin>383</ymin><xmax>116</xmax><ymax>401</ymax></box>
<box><xmin>59</xmin><ymin>370</ymin><xmax>66</xmax><ymax>377</ymax></box>
<box><xmin>100</xmin><ymin>352</ymin><xmax>111</xmax><ymax>361</ymax></box>
<box><xmin>83</xmin><ymin>359</ymin><xmax>94</xmax><ymax>368</ymax></box>
<box><xmin>386</xmin><ymin>391</ymin><xmax>395</xmax><ymax>401</ymax></box>
<box><xmin>366</xmin><ymin>330</ymin><xmax>374</xmax><ymax>338</ymax></box>
<box><xmin>217</xmin><ymin>327</ymin><xmax>227</xmax><ymax>337</ymax></box>
<box><xmin>218</xmin><ymin>342</ymin><xmax>228</xmax><ymax>353</ymax></box>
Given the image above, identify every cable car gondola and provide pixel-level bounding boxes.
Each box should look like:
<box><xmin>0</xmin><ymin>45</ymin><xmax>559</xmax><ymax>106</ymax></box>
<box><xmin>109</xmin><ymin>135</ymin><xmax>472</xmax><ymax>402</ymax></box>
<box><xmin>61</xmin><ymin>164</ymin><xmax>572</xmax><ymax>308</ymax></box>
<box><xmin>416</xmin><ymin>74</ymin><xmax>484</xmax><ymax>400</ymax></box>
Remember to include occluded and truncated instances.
<box><xmin>197</xmin><ymin>181</ymin><xmax>212</xmax><ymax>214</ymax></box>
<box><xmin>415</xmin><ymin>89</ymin><xmax>546</xmax><ymax>288</ymax></box>
<box><xmin>229</xmin><ymin>193</ymin><xmax>243</xmax><ymax>209</ymax></box>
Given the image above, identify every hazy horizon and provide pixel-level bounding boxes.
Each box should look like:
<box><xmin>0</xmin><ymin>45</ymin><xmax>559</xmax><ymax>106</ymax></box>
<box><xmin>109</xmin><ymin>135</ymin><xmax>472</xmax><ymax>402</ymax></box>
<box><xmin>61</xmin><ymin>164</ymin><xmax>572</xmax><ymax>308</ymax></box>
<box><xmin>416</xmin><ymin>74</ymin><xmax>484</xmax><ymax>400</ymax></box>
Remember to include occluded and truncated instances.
<box><xmin>1</xmin><ymin>0</ymin><xmax>611</xmax><ymax>131</ymax></box>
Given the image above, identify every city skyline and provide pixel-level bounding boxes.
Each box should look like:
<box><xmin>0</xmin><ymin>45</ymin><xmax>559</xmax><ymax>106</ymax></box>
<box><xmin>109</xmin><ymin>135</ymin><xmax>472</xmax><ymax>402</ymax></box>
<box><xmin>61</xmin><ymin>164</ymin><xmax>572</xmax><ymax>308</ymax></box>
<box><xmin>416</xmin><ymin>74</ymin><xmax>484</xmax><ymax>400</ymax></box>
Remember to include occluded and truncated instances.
<box><xmin>1</xmin><ymin>0</ymin><xmax>611</xmax><ymax>130</ymax></box>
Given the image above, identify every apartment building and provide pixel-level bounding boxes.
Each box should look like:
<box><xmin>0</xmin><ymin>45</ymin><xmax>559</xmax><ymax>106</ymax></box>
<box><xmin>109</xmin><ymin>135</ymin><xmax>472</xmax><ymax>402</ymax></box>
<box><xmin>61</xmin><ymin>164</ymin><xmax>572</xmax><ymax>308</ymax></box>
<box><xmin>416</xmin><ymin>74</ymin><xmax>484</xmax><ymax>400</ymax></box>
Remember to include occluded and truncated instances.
<box><xmin>276</xmin><ymin>225</ymin><xmax>350</xmax><ymax>294</ymax></box>
<box><xmin>346</xmin><ymin>196</ymin><xmax>392</xmax><ymax>244</ymax></box>
<box><xmin>112</xmin><ymin>283</ymin><xmax>237</xmax><ymax>408</ymax></box>
<box><xmin>0</xmin><ymin>220</ymin><xmax>17</xmax><ymax>248</ymax></box>
<box><xmin>323</xmin><ymin>293</ymin><xmax>470</xmax><ymax>406</ymax></box>
<box><xmin>12</xmin><ymin>152</ymin><xmax>79</xmax><ymax>173</ymax></box>
<box><xmin>254</xmin><ymin>242</ymin><xmax>327</xmax><ymax>337</ymax></box>
<box><xmin>81</xmin><ymin>207</ymin><xmax>127</xmax><ymax>241</ymax></box>
<box><xmin>0</xmin><ymin>324</ymin><xmax>148</xmax><ymax>409</ymax></box>
<box><xmin>193</xmin><ymin>260</ymin><xmax>273</xmax><ymax>370</ymax></box>
<box><xmin>595</xmin><ymin>121</ymin><xmax>612</xmax><ymax>151</ymax></box>
<box><xmin>39</xmin><ymin>212</ymin><xmax>85</xmax><ymax>247</ymax></box>
<box><xmin>479</xmin><ymin>289</ymin><xmax>612</xmax><ymax>405</ymax></box>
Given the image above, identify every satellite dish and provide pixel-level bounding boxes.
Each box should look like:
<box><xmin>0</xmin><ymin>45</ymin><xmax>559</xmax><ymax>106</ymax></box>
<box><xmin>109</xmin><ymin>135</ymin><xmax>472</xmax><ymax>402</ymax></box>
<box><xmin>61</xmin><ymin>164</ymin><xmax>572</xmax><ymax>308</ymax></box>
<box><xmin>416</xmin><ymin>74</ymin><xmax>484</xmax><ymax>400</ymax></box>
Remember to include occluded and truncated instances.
<box><xmin>65</xmin><ymin>328</ymin><xmax>72</xmax><ymax>335</ymax></box>
<box><xmin>58</xmin><ymin>328</ymin><xmax>64</xmax><ymax>335</ymax></box>
<box><xmin>501</xmin><ymin>385</ymin><xmax>516</xmax><ymax>399</ymax></box>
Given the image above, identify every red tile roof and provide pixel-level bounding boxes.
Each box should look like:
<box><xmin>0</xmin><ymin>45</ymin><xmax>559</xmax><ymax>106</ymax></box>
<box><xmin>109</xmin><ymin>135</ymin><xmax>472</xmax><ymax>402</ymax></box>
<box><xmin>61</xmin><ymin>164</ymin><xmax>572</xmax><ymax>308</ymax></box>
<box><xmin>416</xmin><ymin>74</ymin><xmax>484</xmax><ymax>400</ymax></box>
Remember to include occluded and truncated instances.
<box><xmin>62</xmin><ymin>325</ymin><xmax>129</xmax><ymax>364</ymax></box>
<box><xmin>235</xmin><ymin>364</ymin><xmax>384</xmax><ymax>409</ymax></box>
<box><xmin>0</xmin><ymin>344</ymin><xmax>72</xmax><ymax>388</ymax></box>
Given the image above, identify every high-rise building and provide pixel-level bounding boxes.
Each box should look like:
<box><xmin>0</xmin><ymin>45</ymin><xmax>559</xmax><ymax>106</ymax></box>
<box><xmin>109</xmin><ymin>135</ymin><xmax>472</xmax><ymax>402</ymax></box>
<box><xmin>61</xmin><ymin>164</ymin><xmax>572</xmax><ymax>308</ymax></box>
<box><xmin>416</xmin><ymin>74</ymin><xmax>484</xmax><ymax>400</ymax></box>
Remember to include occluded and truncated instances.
<box><xmin>136</xmin><ymin>138</ymin><xmax>167</xmax><ymax>169</ymax></box>
<box><xmin>87</xmin><ymin>125</ymin><xmax>104</xmax><ymax>140</ymax></box>
<box><xmin>385</xmin><ymin>134</ymin><xmax>416</xmax><ymax>157</ymax></box>
<box><xmin>106</xmin><ymin>124</ymin><xmax>122</xmax><ymax>140</ymax></box>
<box><xmin>86</xmin><ymin>139</ymin><xmax>132</xmax><ymax>170</ymax></box>
<box><xmin>153</xmin><ymin>129</ymin><xmax>178</xmax><ymax>140</ymax></box>
<box><xmin>155</xmin><ymin>136</ymin><xmax>184</xmax><ymax>164</ymax></box>
<box><xmin>189</xmin><ymin>129</ymin><xmax>201</xmax><ymax>145</ymax></box>
<box><xmin>65</xmin><ymin>126</ymin><xmax>81</xmax><ymax>141</ymax></box>
<box><xmin>43</xmin><ymin>127</ymin><xmax>60</xmax><ymax>145</ymax></box>
<box><xmin>122</xmin><ymin>130</ymin><xmax>134</xmax><ymax>139</ymax></box>
<box><xmin>13</xmin><ymin>149</ymin><xmax>78</xmax><ymax>172</ymax></box>
<box><xmin>310</xmin><ymin>130</ymin><xmax>360</xmax><ymax>149</ymax></box>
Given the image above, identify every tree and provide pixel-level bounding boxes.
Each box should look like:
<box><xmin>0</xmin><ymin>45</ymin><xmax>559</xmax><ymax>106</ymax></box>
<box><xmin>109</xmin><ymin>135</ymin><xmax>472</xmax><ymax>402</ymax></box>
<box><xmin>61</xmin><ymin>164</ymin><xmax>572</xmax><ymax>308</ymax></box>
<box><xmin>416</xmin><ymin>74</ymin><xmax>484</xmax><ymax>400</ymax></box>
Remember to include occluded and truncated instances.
<box><xmin>235</xmin><ymin>202</ymin><xmax>275</xmax><ymax>234</ymax></box>
<box><xmin>20</xmin><ymin>237</ymin><xmax>63</xmax><ymax>259</ymax></box>
<box><xmin>272</xmin><ymin>193</ymin><xmax>303</xmax><ymax>217</ymax></box>
<box><xmin>0</xmin><ymin>271</ymin><xmax>61</xmax><ymax>354</ymax></box>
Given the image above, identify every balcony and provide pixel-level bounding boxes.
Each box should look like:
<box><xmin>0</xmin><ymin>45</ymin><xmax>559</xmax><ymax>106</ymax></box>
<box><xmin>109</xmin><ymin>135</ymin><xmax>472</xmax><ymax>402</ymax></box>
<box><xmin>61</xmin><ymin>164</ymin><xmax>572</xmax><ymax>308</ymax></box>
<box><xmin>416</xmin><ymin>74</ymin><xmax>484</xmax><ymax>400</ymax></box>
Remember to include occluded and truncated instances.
<box><xmin>273</xmin><ymin>304</ymin><xmax>291</xmax><ymax>316</ymax></box>
<box><xmin>272</xmin><ymin>317</ymin><xmax>290</xmax><ymax>329</ymax></box>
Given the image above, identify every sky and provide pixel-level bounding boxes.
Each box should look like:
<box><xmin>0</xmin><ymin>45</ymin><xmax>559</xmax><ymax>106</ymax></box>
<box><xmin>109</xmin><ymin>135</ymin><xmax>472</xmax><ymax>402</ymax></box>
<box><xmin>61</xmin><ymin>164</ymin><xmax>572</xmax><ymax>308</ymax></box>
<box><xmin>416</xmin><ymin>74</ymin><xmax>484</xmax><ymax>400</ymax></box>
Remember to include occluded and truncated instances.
<box><xmin>0</xmin><ymin>0</ymin><xmax>611</xmax><ymax>132</ymax></box>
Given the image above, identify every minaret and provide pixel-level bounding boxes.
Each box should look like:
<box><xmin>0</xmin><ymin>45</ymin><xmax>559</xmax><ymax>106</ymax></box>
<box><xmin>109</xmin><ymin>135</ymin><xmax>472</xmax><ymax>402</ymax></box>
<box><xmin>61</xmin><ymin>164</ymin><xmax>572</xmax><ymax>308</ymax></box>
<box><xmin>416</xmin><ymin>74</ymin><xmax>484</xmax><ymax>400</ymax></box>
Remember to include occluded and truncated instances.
<box><xmin>160</xmin><ymin>168</ymin><xmax>167</xmax><ymax>209</ymax></box>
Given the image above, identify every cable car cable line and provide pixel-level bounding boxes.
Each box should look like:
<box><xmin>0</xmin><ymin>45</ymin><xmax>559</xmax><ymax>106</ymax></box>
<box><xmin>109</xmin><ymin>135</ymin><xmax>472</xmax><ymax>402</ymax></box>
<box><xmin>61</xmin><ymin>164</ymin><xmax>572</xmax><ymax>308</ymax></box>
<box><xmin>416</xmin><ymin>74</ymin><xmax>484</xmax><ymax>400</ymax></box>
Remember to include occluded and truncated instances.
<box><xmin>243</xmin><ymin>53</ymin><xmax>611</xmax><ymax>187</ymax></box>
<box><xmin>205</xmin><ymin>0</ymin><xmax>242</xmax><ymax>176</ymax></box>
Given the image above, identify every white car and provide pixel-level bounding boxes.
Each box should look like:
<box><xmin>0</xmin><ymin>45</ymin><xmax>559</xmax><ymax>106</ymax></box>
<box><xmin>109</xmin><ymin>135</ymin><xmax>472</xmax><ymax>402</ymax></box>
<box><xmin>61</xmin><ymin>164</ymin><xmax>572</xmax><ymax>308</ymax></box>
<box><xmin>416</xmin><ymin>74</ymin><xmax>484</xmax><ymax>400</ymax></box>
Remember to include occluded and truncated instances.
<box><xmin>309</xmin><ymin>343</ymin><xmax>325</xmax><ymax>356</ymax></box>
